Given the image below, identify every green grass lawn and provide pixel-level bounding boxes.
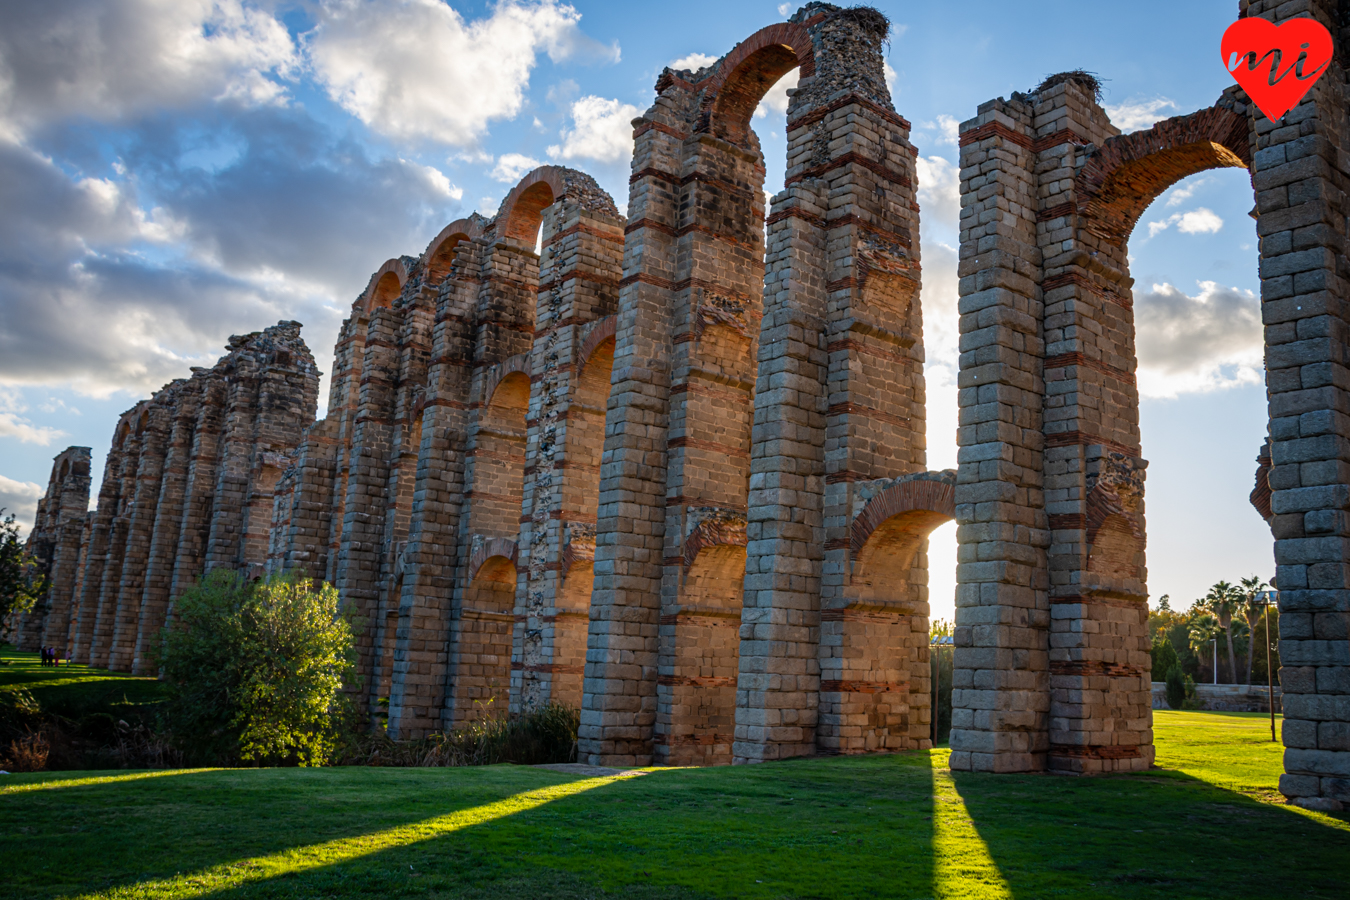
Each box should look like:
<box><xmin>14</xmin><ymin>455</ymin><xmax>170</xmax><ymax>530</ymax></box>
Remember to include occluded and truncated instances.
<box><xmin>2</xmin><ymin>710</ymin><xmax>1347</xmax><ymax>900</ymax></box>
<box><xmin>0</xmin><ymin>648</ymin><xmax>161</xmax><ymax>717</ymax></box>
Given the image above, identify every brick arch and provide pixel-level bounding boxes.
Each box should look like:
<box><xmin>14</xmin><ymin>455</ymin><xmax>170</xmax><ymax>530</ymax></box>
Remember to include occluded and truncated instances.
<box><xmin>682</xmin><ymin>509</ymin><xmax>748</xmax><ymax>573</ymax></box>
<box><xmin>483</xmin><ymin>353</ymin><xmax>531</xmax><ymax>410</ymax></box>
<box><xmin>423</xmin><ymin>217</ymin><xmax>484</xmax><ymax>286</ymax></box>
<box><xmin>495</xmin><ymin>165</ymin><xmax>619</xmax><ymax>247</ymax></box>
<box><xmin>468</xmin><ymin>538</ymin><xmax>519</xmax><ymax>584</ymax></box>
<box><xmin>698</xmin><ymin>21</ymin><xmax>815</xmax><ymax>147</ymax></box>
<box><xmin>577</xmin><ymin>315</ymin><xmax>617</xmax><ymax>378</ymax></box>
<box><xmin>362</xmin><ymin>258</ymin><xmax>409</xmax><ymax>313</ymax></box>
<box><xmin>850</xmin><ymin>478</ymin><xmax>955</xmax><ymax>556</ymax></box>
<box><xmin>1077</xmin><ymin>104</ymin><xmax>1251</xmax><ymax>247</ymax></box>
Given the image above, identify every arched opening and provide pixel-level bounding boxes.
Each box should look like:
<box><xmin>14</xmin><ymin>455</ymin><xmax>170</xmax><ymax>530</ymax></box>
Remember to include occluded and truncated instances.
<box><xmin>423</xmin><ymin>217</ymin><xmax>484</xmax><ymax>287</ymax></box>
<box><xmin>703</xmin><ymin>23</ymin><xmax>813</xmax><ymax>149</ymax></box>
<box><xmin>369</xmin><ymin>271</ymin><xmax>402</xmax><ymax>311</ymax></box>
<box><xmin>1126</xmin><ymin>165</ymin><xmax>1268</xmax><ymax>688</ymax></box>
<box><xmin>549</xmin><ymin>327</ymin><xmax>616</xmax><ymax>708</ymax></box>
<box><xmin>1042</xmin><ymin>99</ymin><xmax>1256</xmax><ymax>773</ymax></box>
<box><xmin>819</xmin><ymin>477</ymin><xmax>954</xmax><ymax>755</ymax></box>
<box><xmin>498</xmin><ymin>170</ymin><xmax>565</xmax><ymax>250</ymax></box>
<box><xmin>459</xmin><ymin>550</ymin><xmax>518</xmax><ymax>721</ymax></box>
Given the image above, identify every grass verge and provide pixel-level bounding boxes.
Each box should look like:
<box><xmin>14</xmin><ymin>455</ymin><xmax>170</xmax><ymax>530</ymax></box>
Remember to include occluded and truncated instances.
<box><xmin>1</xmin><ymin>711</ymin><xmax>1347</xmax><ymax>899</ymax></box>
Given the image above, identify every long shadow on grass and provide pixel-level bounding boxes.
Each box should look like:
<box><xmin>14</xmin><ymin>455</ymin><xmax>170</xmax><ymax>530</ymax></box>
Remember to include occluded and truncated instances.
<box><xmin>951</xmin><ymin>766</ymin><xmax>1350</xmax><ymax>900</ymax></box>
<box><xmin>0</xmin><ymin>765</ymin><xmax>602</xmax><ymax>900</ymax></box>
<box><xmin>87</xmin><ymin>752</ymin><xmax>944</xmax><ymax>900</ymax></box>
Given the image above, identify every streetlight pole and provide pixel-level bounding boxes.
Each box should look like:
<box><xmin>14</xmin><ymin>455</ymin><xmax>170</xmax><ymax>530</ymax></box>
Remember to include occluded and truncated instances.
<box><xmin>1213</xmin><ymin>637</ymin><xmax>1218</xmax><ymax>685</ymax></box>
<box><xmin>1261</xmin><ymin>590</ymin><xmax>1277</xmax><ymax>743</ymax></box>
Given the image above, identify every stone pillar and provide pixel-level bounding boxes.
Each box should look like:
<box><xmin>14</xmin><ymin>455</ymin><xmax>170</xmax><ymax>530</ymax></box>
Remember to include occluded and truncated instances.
<box><xmin>335</xmin><ymin>304</ymin><xmax>404</xmax><ymax>713</ymax></box>
<box><xmin>512</xmin><ymin>199</ymin><xmax>624</xmax><ymax>715</ymax></box>
<box><xmin>443</xmin><ymin>223</ymin><xmax>544</xmax><ymax>726</ymax></box>
<box><xmin>366</xmin><ymin>285</ymin><xmax>434</xmax><ymax>718</ymax></box>
<box><xmin>88</xmin><ymin>410</ymin><xmax>146</xmax><ymax>668</ymax></box>
<box><xmin>133</xmin><ymin>387</ymin><xmax>202</xmax><ymax>673</ymax></box>
<box><xmin>70</xmin><ymin>437</ymin><xmax>130</xmax><ymax>665</ymax></box>
<box><xmin>107</xmin><ymin>399</ymin><xmax>173</xmax><ymax>671</ymax></box>
<box><xmin>735</xmin><ymin>12</ymin><xmax>926</xmax><ymax>763</ymax></box>
<box><xmin>1246</xmin><ymin>0</ymin><xmax>1350</xmax><ymax>812</ymax></box>
<box><xmin>23</xmin><ymin>447</ymin><xmax>92</xmax><ymax>654</ymax></box>
<box><xmin>167</xmin><ymin>378</ymin><xmax>227</xmax><ymax>605</ymax></box>
<box><xmin>948</xmin><ymin>96</ymin><xmax>1051</xmax><ymax>773</ymax></box>
<box><xmin>576</xmin><ymin>79</ymin><xmax>681</xmax><ymax>767</ymax></box>
<box><xmin>386</xmin><ymin>255</ymin><xmax>478</xmax><ymax>738</ymax></box>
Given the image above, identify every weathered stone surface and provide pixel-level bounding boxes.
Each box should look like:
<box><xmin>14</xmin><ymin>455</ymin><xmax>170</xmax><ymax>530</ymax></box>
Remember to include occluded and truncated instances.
<box><xmin>24</xmin><ymin>323</ymin><xmax>319</xmax><ymax>673</ymax></box>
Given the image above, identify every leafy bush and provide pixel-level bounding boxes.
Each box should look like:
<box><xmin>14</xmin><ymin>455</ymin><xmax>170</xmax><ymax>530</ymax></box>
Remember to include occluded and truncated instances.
<box><xmin>158</xmin><ymin>570</ymin><xmax>356</xmax><ymax>767</ymax></box>
<box><xmin>1151</xmin><ymin>635</ymin><xmax>1180</xmax><ymax>683</ymax></box>
<box><xmin>1165</xmin><ymin>665</ymin><xmax>1186</xmax><ymax>710</ymax></box>
<box><xmin>0</xmin><ymin>510</ymin><xmax>46</xmax><ymax>638</ymax></box>
<box><xmin>343</xmin><ymin>702</ymin><xmax>579</xmax><ymax>768</ymax></box>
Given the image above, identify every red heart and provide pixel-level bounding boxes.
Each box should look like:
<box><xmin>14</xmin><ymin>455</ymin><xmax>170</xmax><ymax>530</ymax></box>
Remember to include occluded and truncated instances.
<box><xmin>1222</xmin><ymin>17</ymin><xmax>1334</xmax><ymax>121</ymax></box>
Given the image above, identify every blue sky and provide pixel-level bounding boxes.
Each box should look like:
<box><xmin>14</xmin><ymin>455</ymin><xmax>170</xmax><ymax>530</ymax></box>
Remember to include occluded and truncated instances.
<box><xmin>0</xmin><ymin>0</ymin><xmax>1270</xmax><ymax>618</ymax></box>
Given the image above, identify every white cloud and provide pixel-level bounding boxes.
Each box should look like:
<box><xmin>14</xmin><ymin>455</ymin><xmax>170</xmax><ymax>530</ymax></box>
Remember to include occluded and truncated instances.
<box><xmin>916</xmin><ymin>155</ymin><xmax>960</xmax><ymax>234</ymax></box>
<box><xmin>1164</xmin><ymin>177</ymin><xmax>1209</xmax><ymax>207</ymax></box>
<box><xmin>0</xmin><ymin>389</ymin><xmax>65</xmax><ymax>446</ymax></box>
<box><xmin>0</xmin><ymin>0</ymin><xmax>298</xmax><ymax>139</ymax></box>
<box><xmin>1147</xmin><ymin>207</ymin><xmax>1224</xmax><ymax>238</ymax></box>
<box><xmin>777</xmin><ymin>3</ymin><xmax>792</xmax><ymax>15</ymax></box>
<box><xmin>491</xmin><ymin>153</ymin><xmax>543</xmax><ymax>184</ymax></box>
<box><xmin>1136</xmin><ymin>281</ymin><xmax>1263</xmax><ymax>398</ymax></box>
<box><xmin>547</xmin><ymin>95</ymin><xmax>640</xmax><ymax>164</ymax></box>
<box><xmin>917</xmin><ymin>114</ymin><xmax>960</xmax><ymax>148</ymax></box>
<box><xmin>1104</xmin><ymin>97</ymin><xmax>1177</xmax><ymax>132</ymax></box>
<box><xmin>754</xmin><ymin>69</ymin><xmax>799</xmax><ymax>120</ymax></box>
<box><xmin>0</xmin><ymin>473</ymin><xmax>45</xmax><ymax>536</ymax></box>
<box><xmin>308</xmin><ymin>0</ymin><xmax>618</xmax><ymax>147</ymax></box>
<box><xmin>410</xmin><ymin>163</ymin><xmax>462</xmax><ymax>200</ymax></box>
<box><xmin>669</xmin><ymin>52</ymin><xmax>718</xmax><ymax>72</ymax></box>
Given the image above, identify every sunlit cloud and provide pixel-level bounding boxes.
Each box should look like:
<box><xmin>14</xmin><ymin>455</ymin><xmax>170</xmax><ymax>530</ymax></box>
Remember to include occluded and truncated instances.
<box><xmin>1136</xmin><ymin>280</ymin><xmax>1262</xmax><ymax>398</ymax></box>
<box><xmin>1104</xmin><ymin>97</ymin><xmax>1178</xmax><ymax>131</ymax></box>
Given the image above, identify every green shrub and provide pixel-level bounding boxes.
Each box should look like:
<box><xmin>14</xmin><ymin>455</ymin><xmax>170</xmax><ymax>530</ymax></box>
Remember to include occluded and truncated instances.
<box><xmin>1182</xmin><ymin>674</ymin><xmax>1202</xmax><ymax>710</ymax></box>
<box><xmin>346</xmin><ymin>702</ymin><xmax>579</xmax><ymax>768</ymax></box>
<box><xmin>158</xmin><ymin>570</ymin><xmax>356</xmax><ymax>766</ymax></box>
<box><xmin>1151</xmin><ymin>635</ymin><xmax>1180</xmax><ymax>683</ymax></box>
<box><xmin>1165</xmin><ymin>665</ymin><xmax>1186</xmax><ymax>710</ymax></box>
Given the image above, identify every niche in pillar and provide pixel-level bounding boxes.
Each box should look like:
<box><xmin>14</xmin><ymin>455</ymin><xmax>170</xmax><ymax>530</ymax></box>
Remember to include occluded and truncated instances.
<box><xmin>657</xmin><ymin>508</ymin><xmax>746</xmax><ymax>766</ymax></box>
<box><xmin>474</xmin><ymin>369</ymin><xmax>530</xmax><ymax>535</ymax></box>
<box><xmin>1084</xmin><ymin>451</ymin><xmax>1147</xmax><ymax>586</ymax></box>
<box><xmin>454</xmin><ymin>539</ymin><xmax>519</xmax><ymax>721</ymax></box>
<box><xmin>820</xmin><ymin>474</ymin><xmax>953</xmax><ymax>755</ymax></box>
<box><xmin>855</xmin><ymin>235</ymin><xmax>920</xmax><ymax>336</ymax></box>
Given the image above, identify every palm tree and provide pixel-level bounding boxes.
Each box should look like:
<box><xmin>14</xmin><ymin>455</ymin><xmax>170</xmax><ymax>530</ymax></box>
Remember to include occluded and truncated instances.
<box><xmin>1189</xmin><ymin>612</ymin><xmax>1221</xmax><ymax>682</ymax></box>
<box><xmin>1203</xmin><ymin>581</ymin><xmax>1241</xmax><ymax>684</ymax></box>
<box><xmin>1238</xmin><ymin>575</ymin><xmax>1270</xmax><ymax>685</ymax></box>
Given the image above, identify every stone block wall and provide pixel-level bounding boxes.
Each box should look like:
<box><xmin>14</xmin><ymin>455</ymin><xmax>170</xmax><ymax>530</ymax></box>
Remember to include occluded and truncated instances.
<box><xmin>36</xmin><ymin>3</ymin><xmax>1350</xmax><ymax>799</ymax></box>
<box><xmin>15</xmin><ymin>447</ymin><xmax>92</xmax><ymax>652</ymax></box>
<box><xmin>946</xmin><ymin>0</ymin><xmax>1350</xmax><ymax>805</ymax></box>
<box><xmin>26</xmin><ymin>323</ymin><xmax>319</xmax><ymax>673</ymax></box>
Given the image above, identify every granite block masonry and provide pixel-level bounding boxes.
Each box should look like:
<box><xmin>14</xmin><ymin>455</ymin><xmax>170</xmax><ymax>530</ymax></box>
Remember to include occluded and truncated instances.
<box><xmin>18</xmin><ymin>323</ymin><xmax>320</xmax><ymax>674</ymax></box>
<box><xmin>20</xmin><ymin>0</ymin><xmax>1350</xmax><ymax>808</ymax></box>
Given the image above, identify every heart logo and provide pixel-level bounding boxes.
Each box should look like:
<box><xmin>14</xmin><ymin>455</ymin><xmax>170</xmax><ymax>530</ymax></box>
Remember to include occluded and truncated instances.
<box><xmin>1222</xmin><ymin>17</ymin><xmax>1334</xmax><ymax>121</ymax></box>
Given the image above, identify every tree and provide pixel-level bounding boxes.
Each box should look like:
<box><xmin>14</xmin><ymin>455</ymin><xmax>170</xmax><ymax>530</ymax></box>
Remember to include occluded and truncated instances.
<box><xmin>1151</xmin><ymin>633</ymin><xmax>1179</xmax><ymax>683</ymax></box>
<box><xmin>1188</xmin><ymin>612</ymin><xmax>1221</xmax><ymax>682</ymax></box>
<box><xmin>1238</xmin><ymin>575</ymin><xmax>1270</xmax><ymax>685</ymax></box>
<box><xmin>0</xmin><ymin>510</ymin><xmax>46</xmax><ymax>640</ymax></box>
<box><xmin>158</xmin><ymin>570</ymin><xmax>356</xmax><ymax>766</ymax></box>
<box><xmin>1202</xmin><ymin>581</ymin><xmax>1241</xmax><ymax>683</ymax></box>
<box><xmin>1165</xmin><ymin>665</ymin><xmax>1187</xmax><ymax>710</ymax></box>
